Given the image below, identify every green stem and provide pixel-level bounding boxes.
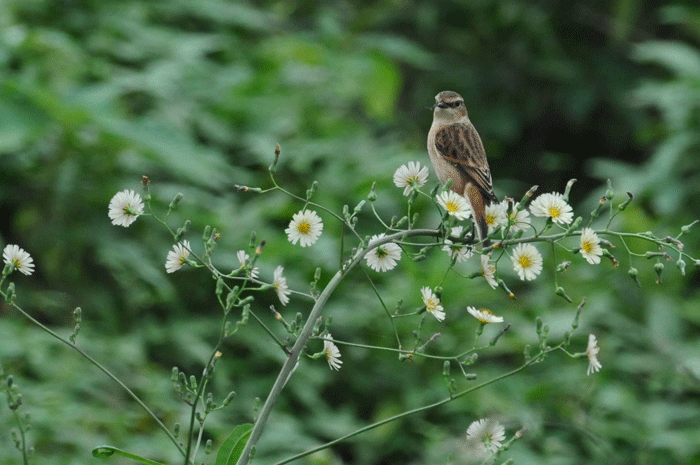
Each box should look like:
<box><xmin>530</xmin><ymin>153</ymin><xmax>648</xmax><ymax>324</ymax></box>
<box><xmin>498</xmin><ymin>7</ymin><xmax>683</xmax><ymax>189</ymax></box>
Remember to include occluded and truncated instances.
<box><xmin>10</xmin><ymin>303</ymin><xmax>186</xmax><ymax>458</ymax></box>
<box><xmin>273</xmin><ymin>347</ymin><xmax>551</xmax><ymax>465</ymax></box>
<box><xmin>234</xmin><ymin>229</ymin><xmax>440</xmax><ymax>465</ymax></box>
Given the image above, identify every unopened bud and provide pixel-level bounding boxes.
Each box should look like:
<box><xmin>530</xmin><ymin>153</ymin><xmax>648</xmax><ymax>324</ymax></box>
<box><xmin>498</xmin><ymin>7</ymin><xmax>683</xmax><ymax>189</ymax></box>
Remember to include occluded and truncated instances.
<box><xmin>676</xmin><ymin>259</ymin><xmax>686</xmax><ymax>276</ymax></box>
<box><xmin>618</xmin><ymin>191</ymin><xmax>634</xmax><ymax>211</ymax></box>
<box><xmin>654</xmin><ymin>262</ymin><xmax>664</xmax><ymax>284</ymax></box>
<box><xmin>367</xmin><ymin>182</ymin><xmax>377</xmax><ymax>202</ymax></box>
<box><xmin>590</xmin><ymin>196</ymin><xmax>606</xmax><ymax>219</ymax></box>
<box><xmin>605</xmin><ymin>179</ymin><xmax>614</xmax><ymax>201</ymax></box>
<box><xmin>269</xmin><ymin>144</ymin><xmax>281</xmax><ymax>173</ymax></box>
<box><xmin>223</xmin><ymin>391</ymin><xmax>236</xmax><ymax>406</ymax></box>
<box><xmin>555</xmin><ymin>286</ymin><xmax>573</xmax><ymax>303</ymax></box>
<box><xmin>169</xmin><ymin>192</ymin><xmax>184</xmax><ymax>209</ymax></box>
<box><xmin>628</xmin><ymin>267</ymin><xmax>641</xmax><ymax>287</ymax></box>
<box><xmin>563</xmin><ymin>178</ymin><xmax>577</xmax><ymax>202</ymax></box>
<box><xmin>306</xmin><ymin>181</ymin><xmax>318</xmax><ymax>200</ymax></box>
<box><xmin>174</xmin><ymin>220</ymin><xmax>191</xmax><ymax>242</ymax></box>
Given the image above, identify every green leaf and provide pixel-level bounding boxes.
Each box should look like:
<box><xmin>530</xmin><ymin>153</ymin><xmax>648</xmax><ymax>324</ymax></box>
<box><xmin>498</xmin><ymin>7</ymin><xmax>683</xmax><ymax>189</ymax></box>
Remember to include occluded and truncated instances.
<box><xmin>215</xmin><ymin>423</ymin><xmax>254</xmax><ymax>465</ymax></box>
<box><xmin>92</xmin><ymin>446</ymin><xmax>164</xmax><ymax>465</ymax></box>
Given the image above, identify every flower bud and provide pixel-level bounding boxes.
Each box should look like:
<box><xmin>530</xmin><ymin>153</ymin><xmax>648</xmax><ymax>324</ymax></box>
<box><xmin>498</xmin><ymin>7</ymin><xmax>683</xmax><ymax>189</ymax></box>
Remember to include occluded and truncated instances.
<box><xmin>654</xmin><ymin>262</ymin><xmax>664</xmax><ymax>284</ymax></box>
<box><xmin>367</xmin><ymin>182</ymin><xmax>377</xmax><ymax>202</ymax></box>
<box><xmin>442</xmin><ymin>361</ymin><xmax>450</xmax><ymax>376</ymax></box>
<box><xmin>555</xmin><ymin>286</ymin><xmax>573</xmax><ymax>303</ymax></box>
<box><xmin>563</xmin><ymin>178</ymin><xmax>577</xmax><ymax>202</ymax></box>
<box><xmin>306</xmin><ymin>181</ymin><xmax>318</xmax><ymax>200</ymax></box>
<box><xmin>590</xmin><ymin>196</ymin><xmax>606</xmax><ymax>219</ymax></box>
<box><xmin>169</xmin><ymin>192</ymin><xmax>184</xmax><ymax>210</ymax></box>
<box><xmin>223</xmin><ymin>391</ymin><xmax>236</xmax><ymax>406</ymax></box>
<box><xmin>269</xmin><ymin>144</ymin><xmax>281</xmax><ymax>173</ymax></box>
<box><xmin>628</xmin><ymin>267</ymin><xmax>641</xmax><ymax>287</ymax></box>
<box><xmin>617</xmin><ymin>191</ymin><xmax>634</xmax><ymax>211</ymax></box>
<box><xmin>676</xmin><ymin>259</ymin><xmax>686</xmax><ymax>276</ymax></box>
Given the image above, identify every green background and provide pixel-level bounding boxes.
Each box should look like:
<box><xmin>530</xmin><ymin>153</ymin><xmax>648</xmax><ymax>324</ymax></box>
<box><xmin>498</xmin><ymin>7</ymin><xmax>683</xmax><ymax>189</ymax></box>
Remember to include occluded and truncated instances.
<box><xmin>2</xmin><ymin>0</ymin><xmax>700</xmax><ymax>464</ymax></box>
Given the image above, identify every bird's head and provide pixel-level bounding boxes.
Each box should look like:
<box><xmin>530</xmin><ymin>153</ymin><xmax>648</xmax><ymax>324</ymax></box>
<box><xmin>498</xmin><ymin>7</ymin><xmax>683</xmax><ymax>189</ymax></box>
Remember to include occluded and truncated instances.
<box><xmin>432</xmin><ymin>91</ymin><xmax>468</xmax><ymax>122</ymax></box>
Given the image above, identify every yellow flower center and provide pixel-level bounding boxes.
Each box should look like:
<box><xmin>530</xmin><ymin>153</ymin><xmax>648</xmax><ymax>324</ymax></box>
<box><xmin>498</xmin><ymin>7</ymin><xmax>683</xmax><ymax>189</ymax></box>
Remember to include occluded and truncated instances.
<box><xmin>446</xmin><ymin>202</ymin><xmax>458</xmax><ymax>213</ymax></box>
<box><xmin>518</xmin><ymin>255</ymin><xmax>531</xmax><ymax>268</ymax></box>
<box><xmin>297</xmin><ymin>221</ymin><xmax>311</xmax><ymax>235</ymax></box>
<box><xmin>485</xmin><ymin>214</ymin><xmax>495</xmax><ymax>225</ymax></box>
<box><xmin>548</xmin><ymin>207</ymin><xmax>561</xmax><ymax>219</ymax></box>
<box><xmin>581</xmin><ymin>241</ymin><xmax>593</xmax><ymax>253</ymax></box>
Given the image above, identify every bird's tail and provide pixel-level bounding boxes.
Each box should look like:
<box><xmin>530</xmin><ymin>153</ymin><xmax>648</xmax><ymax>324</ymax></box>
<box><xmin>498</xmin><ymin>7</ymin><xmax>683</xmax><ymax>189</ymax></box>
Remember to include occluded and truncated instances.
<box><xmin>466</xmin><ymin>184</ymin><xmax>494</xmax><ymax>247</ymax></box>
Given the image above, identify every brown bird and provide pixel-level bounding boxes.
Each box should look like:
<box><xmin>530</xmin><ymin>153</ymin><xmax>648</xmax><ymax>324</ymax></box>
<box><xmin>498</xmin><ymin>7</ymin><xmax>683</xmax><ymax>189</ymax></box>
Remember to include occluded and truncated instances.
<box><xmin>427</xmin><ymin>91</ymin><xmax>498</xmax><ymax>245</ymax></box>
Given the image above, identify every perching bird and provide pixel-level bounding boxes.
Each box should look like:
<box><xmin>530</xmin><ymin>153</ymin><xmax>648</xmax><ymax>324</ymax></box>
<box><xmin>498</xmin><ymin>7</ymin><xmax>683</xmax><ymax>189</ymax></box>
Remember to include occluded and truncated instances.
<box><xmin>427</xmin><ymin>90</ymin><xmax>498</xmax><ymax>246</ymax></box>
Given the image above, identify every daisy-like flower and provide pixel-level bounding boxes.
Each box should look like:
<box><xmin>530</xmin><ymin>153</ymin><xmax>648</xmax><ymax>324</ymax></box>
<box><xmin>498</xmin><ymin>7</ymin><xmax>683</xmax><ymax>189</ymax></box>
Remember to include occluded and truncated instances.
<box><xmin>421</xmin><ymin>287</ymin><xmax>446</xmax><ymax>322</ymax></box>
<box><xmin>393</xmin><ymin>161</ymin><xmax>429</xmax><ymax>196</ymax></box>
<box><xmin>285</xmin><ymin>209</ymin><xmax>323</xmax><ymax>247</ymax></box>
<box><xmin>579</xmin><ymin>228</ymin><xmax>603</xmax><ymax>265</ymax></box>
<box><xmin>442</xmin><ymin>226</ymin><xmax>473</xmax><ymax>263</ymax></box>
<box><xmin>465</xmin><ymin>418</ymin><xmax>506</xmax><ymax>455</ymax></box>
<box><xmin>273</xmin><ymin>265</ymin><xmax>291</xmax><ymax>306</ymax></box>
<box><xmin>165</xmin><ymin>241</ymin><xmax>191</xmax><ymax>273</ymax></box>
<box><xmin>467</xmin><ymin>306</ymin><xmax>504</xmax><ymax>324</ymax></box>
<box><xmin>480</xmin><ymin>254</ymin><xmax>498</xmax><ymax>289</ymax></box>
<box><xmin>237</xmin><ymin>250</ymin><xmax>259</xmax><ymax>279</ymax></box>
<box><xmin>108</xmin><ymin>189</ymin><xmax>145</xmax><ymax>227</ymax></box>
<box><xmin>586</xmin><ymin>334</ymin><xmax>602</xmax><ymax>375</ymax></box>
<box><xmin>436</xmin><ymin>191</ymin><xmax>471</xmax><ymax>221</ymax></box>
<box><xmin>2</xmin><ymin>244</ymin><xmax>35</xmax><ymax>276</ymax></box>
<box><xmin>365</xmin><ymin>234</ymin><xmax>402</xmax><ymax>272</ymax></box>
<box><xmin>502</xmin><ymin>201</ymin><xmax>531</xmax><ymax>232</ymax></box>
<box><xmin>323</xmin><ymin>334</ymin><xmax>343</xmax><ymax>371</ymax></box>
<box><xmin>511</xmin><ymin>243</ymin><xmax>543</xmax><ymax>281</ymax></box>
<box><xmin>484</xmin><ymin>202</ymin><xmax>507</xmax><ymax>233</ymax></box>
<box><xmin>529</xmin><ymin>192</ymin><xmax>574</xmax><ymax>225</ymax></box>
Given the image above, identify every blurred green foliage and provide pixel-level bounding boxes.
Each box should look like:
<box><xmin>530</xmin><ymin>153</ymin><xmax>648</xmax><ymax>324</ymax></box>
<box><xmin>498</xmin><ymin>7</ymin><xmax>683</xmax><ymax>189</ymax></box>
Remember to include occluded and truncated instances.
<box><xmin>2</xmin><ymin>0</ymin><xmax>700</xmax><ymax>464</ymax></box>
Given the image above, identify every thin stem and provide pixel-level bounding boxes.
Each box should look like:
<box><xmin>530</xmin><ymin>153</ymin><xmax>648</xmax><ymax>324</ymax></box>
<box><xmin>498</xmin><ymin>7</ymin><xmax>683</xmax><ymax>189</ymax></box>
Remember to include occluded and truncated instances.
<box><xmin>234</xmin><ymin>229</ymin><xmax>440</xmax><ymax>465</ymax></box>
<box><xmin>273</xmin><ymin>346</ymin><xmax>552</xmax><ymax>465</ymax></box>
<box><xmin>10</xmin><ymin>303</ymin><xmax>186</xmax><ymax>458</ymax></box>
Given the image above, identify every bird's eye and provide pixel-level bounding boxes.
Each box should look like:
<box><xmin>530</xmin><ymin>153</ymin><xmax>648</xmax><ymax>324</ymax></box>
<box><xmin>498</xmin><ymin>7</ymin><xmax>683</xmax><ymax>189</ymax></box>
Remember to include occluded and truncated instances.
<box><xmin>437</xmin><ymin>102</ymin><xmax>447</xmax><ymax>109</ymax></box>
<box><xmin>454</xmin><ymin>101</ymin><xmax>462</xmax><ymax>107</ymax></box>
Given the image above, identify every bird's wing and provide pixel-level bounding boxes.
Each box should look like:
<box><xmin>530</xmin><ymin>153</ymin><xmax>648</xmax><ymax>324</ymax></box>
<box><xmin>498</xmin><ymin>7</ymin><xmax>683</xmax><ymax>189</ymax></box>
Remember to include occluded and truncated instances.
<box><xmin>434</xmin><ymin>122</ymin><xmax>497</xmax><ymax>202</ymax></box>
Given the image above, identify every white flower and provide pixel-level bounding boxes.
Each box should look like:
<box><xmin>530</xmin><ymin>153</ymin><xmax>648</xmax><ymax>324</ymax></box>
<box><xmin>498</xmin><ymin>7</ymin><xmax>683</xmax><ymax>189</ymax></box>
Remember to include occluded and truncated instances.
<box><xmin>165</xmin><ymin>241</ymin><xmax>191</xmax><ymax>273</ymax></box>
<box><xmin>586</xmin><ymin>334</ymin><xmax>602</xmax><ymax>375</ymax></box>
<box><xmin>511</xmin><ymin>243</ymin><xmax>543</xmax><ymax>281</ymax></box>
<box><xmin>108</xmin><ymin>189</ymin><xmax>145</xmax><ymax>227</ymax></box>
<box><xmin>436</xmin><ymin>191</ymin><xmax>471</xmax><ymax>220</ymax></box>
<box><xmin>480</xmin><ymin>254</ymin><xmax>498</xmax><ymax>289</ymax></box>
<box><xmin>2</xmin><ymin>244</ymin><xmax>35</xmax><ymax>276</ymax></box>
<box><xmin>421</xmin><ymin>287</ymin><xmax>445</xmax><ymax>322</ymax></box>
<box><xmin>285</xmin><ymin>210</ymin><xmax>323</xmax><ymax>247</ymax></box>
<box><xmin>466</xmin><ymin>418</ymin><xmax>506</xmax><ymax>455</ymax></box>
<box><xmin>323</xmin><ymin>334</ymin><xmax>343</xmax><ymax>371</ymax></box>
<box><xmin>503</xmin><ymin>201</ymin><xmax>531</xmax><ymax>232</ymax></box>
<box><xmin>442</xmin><ymin>226</ymin><xmax>473</xmax><ymax>263</ymax></box>
<box><xmin>237</xmin><ymin>250</ymin><xmax>259</xmax><ymax>279</ymax></box>
<box><xmin>273</xmin><ymin>265</ymin><xmax>291</xmax><ymax>306</ymax></box>
<box><xmin>579</xmin><ymin>228</ymin><xmax>603</xmax><ymax>265</ymax></box>
<box><xmin>365</xmin><ymin>234</ymin><xmax>402</xmax><ymax>272</ymax></box>
<box><xmin>467</xmin><ymin>306</ymin><xmax>503</xmax><ymax>324</ymax></box>
<box><xmin>529</xmin><ymin>192</ymin><xmax>574</xmax><ymax>225</ymax></box>
<box><xmin>393</xmin><ymin>161</ymin><xmax>429</xmax><ymax>196</ymax></box>
<box><xmin>484</xmin><ymin>202</ymin><xmax>507</xmax><ymax>233</ymax></box>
